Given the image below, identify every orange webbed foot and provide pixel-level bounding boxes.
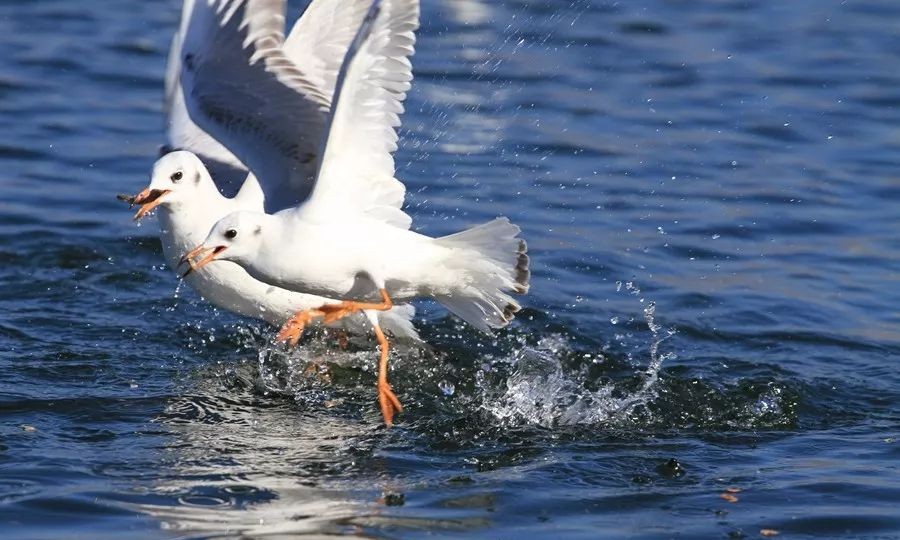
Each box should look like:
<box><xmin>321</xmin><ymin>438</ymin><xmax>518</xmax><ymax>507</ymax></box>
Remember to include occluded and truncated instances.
<box><xmin>276</xmin><ymin>310</ymin><xmax>321</xmax><ymax>346</ymax></box>
<box><xmin>378</xmin><ymin>380</ymin><xmax>403</xmax><ymax>427</ymax></box>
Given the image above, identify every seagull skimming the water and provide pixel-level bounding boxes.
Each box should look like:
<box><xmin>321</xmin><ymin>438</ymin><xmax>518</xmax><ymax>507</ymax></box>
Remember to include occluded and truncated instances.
<box><xmin>120</xmin><ymin>0</ymin><xmax>418</xmax><ymax>339</ymax></box>
<box><xmin>180</xmin><ymin>0</ymin><xmax>531</xmax><ymax>425</ymax></box>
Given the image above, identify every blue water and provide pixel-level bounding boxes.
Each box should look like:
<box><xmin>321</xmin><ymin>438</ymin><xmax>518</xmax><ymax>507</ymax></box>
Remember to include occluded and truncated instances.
<box><xmin>1</xmin><ymin>0</ymin><xmax>899</xmax><ymax>538</ymax></box>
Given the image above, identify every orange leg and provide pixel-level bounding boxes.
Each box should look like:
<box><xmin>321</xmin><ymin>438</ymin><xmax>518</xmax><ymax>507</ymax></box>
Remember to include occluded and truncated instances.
<box><xmin>373</xmin><ymin>322</ymin><xmax>402</xmax><ymax>426</ymax></box>
<box><xmin>276</xmin><ymin>289</ymin><xmax>401</xmax><ymax>426</ymax></box>
<box><xmin>318</xmin><ymin>288</ymin><xmax>393</xmax><ymax>323</ymax></box>
<box><xmin>276</xmin><ymin>289</ymin><xmax>394</xmax><ymax>346</ymax></box>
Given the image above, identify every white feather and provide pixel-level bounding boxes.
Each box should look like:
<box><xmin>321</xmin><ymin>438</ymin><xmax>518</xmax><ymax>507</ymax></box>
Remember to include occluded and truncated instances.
<box><xmin>298</xmin><ymin>0</ymin><xmax>419</xmax><ymax>229</ymax></box>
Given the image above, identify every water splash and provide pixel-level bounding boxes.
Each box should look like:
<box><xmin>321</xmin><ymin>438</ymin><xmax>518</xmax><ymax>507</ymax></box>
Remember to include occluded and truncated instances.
<box><xmin>638</xmin><ymin>301</ymin><xmax>676</xmax><ymax>397</ymax></box>
<box><xmin>252</xmin><ymin>331</ymin><xmax>405</xmax><ymax>409</ymax></box>
<box><xmin>173</xmin><ymin>278</ymin><xmax>183</xmax><ymax>299</ymax></box>
<box><xmin>165</xmin><ymin>276</ymin><xmax>184</xmax><ymax>313</ymax></box>
<box><xmin>255</xmin><ymin>342</ymin><xmax>339</xmax><ymax>402</ymax></box>
<box><xmin>192</xmin><ymin>299</ymin><xmax>794</xmax><ymax>434</ymax></box>
<box><xmin>480</xmin><ymin>335</ymin><xmax>625</xmax><ymax>426</ymax></box>
<box><xmin>481</xmin><ymin>285</ymin><xmax>675</xmax><ymax>428</ymax></box>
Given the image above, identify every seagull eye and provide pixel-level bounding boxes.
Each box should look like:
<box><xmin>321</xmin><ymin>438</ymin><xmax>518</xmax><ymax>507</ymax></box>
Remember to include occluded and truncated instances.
<box><xmin>170</xmin><ymin>171</ymin><xmax>183</xmax><ymax>183</ymax></box>
<box><xmin>225</xmin><ymin>229</ymin><xmax>237</xmax><ymax>240</ymax></box>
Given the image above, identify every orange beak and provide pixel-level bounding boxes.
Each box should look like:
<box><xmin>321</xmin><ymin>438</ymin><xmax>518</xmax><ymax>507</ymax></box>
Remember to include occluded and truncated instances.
<box><xmin>179</xmin><ymin>244</ymin><xmax>227</xmax><ymax>278</ymax></box>
<box><xmin>117</xmin><ymin>188</ymin><xmax>171</xmax><ymax>221</ymax></box>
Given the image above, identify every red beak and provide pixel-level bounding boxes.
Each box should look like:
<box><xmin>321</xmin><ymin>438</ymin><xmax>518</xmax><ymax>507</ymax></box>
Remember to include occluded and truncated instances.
<box><xmin>117</xmin><ymin>188</ymin><xmax>171</xmax><ymax>221</ymax></box>
<box><xmin>179</xmin><ymin>244</ymin><xmax>228</xmax><ymax>277</ymax></box>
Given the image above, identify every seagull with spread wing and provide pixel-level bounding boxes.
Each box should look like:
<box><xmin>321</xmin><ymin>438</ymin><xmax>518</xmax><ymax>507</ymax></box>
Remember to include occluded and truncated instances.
<box><xmin>180</xmin><ymin>0</ymin><xmax>531</xmax><ymax>426</ymax></box>
<box><xmin>120</xmin><ymin>0</ymin><xmax>418</xmax><ymax>339</ymax></box>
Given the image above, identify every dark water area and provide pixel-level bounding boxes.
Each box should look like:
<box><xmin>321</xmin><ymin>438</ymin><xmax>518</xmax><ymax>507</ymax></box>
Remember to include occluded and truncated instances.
<box><xmin>1</xmin><ymin>0</ymin><xmax>899</xmax><ymax>538</ymax></box>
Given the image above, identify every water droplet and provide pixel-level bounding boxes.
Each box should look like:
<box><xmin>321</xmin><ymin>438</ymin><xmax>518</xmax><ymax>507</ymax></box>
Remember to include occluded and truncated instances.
<box><xmin>610</xmin><ymin>316</ymin><xmax>619</xmax><ymax>325</ymax></box>
<box><xmin>438</xmin><ymin>380</ymin><xmax>455</xmax><ymax>396</ymax></box>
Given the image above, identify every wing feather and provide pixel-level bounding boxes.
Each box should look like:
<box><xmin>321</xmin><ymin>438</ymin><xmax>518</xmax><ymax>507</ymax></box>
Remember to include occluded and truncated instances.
<box><xmin>164</xmin><ymin>0</ymin><xmax>247</xmax><ymax>194</ymax></box>
<box><xmin>298</xmin><ymin>0</ymin><xmax>420</xmax><ymax>229</ymax></box>
<box><xmin>180</xmin><ymin>0</ymin><xmax>330</xmax><ymax>212</ymax></box>
<box><xmin>284</xmin><ymin>0</ymin><xmax>374</xmax><ymax>99</ymax></box>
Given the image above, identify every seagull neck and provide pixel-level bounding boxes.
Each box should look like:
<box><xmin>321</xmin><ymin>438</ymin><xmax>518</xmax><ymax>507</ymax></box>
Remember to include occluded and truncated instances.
<box><xmin>165</xmin><ymin>178</ymin><xmax>228</xmax><ymax>221</ymax></box>
<box><xmin>233</xmin><ymin>173</ymin><xmax>265</xmax><ymax>210</ymax></box>
<box><xmin>199</xmin><ymin>175</ymin><xmax>228</xmax><ymax>202</ymax></box>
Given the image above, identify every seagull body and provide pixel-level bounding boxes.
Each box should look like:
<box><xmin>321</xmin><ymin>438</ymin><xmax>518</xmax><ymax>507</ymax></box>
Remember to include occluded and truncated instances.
<box><xmin>136</xmin><ymin>152</ymin><xmax>418</xmax><ymax>337</ymax></box>
<box><xmin>209</xmin><ymin>211</ymin><xmax>528</xmax><ymax>331</ymax></box>
<box><xmin>121</xmin><ymin>0</ymin><xmax>418</xmax><ymax>338</ymax></box>
<box><xmin>180</xmin><ymin>0</ymin><xmax>531</xmax><ymax>425</ymax></box>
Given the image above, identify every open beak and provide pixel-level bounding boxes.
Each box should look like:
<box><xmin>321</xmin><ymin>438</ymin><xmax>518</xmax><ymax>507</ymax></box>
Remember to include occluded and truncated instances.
<box><xmin>117</xmin><ymin>188</ymin><xmax>171</xmax><ymax>221</ymax></box>
<box><xmin>179</xmin><ymin>244</ymin><xmax>227</xmax><ymax>278</ymax></box>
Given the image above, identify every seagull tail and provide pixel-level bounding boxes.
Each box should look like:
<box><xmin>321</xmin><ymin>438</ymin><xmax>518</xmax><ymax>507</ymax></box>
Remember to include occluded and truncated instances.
<box><xmin>434</xmin><ymin>218</ymin><xmax>530</xmax><ymax>333</ymax></box>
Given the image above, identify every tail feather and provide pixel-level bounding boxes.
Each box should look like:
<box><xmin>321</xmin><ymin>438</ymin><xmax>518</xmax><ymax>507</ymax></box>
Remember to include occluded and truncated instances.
<box><xmin>514</xmin><ymin>238</ymin><xmax>530</xmax><ymax>294</ymax></box>
<box><xmin>435</xmin><ymin>218</ymin><xmax>530</xmax><ymax>332</ymax></box>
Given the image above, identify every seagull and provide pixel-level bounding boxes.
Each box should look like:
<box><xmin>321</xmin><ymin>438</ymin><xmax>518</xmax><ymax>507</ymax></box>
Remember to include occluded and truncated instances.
<box><xmin>119</xmin><ymin>0</ymin><xmax>418</xmax><ymax>339</ymax></box>
<box><xmin>180</xmin><ymin>0</ymin><xmax>531</xmax><ymax>425</ymax></box>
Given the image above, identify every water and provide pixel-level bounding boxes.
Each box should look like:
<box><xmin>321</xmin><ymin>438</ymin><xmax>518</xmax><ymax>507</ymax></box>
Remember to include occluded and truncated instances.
<box><xmin>1</xmin><ymin>0</ymin><xmax>899</xmax><ymax>538</ymax></box>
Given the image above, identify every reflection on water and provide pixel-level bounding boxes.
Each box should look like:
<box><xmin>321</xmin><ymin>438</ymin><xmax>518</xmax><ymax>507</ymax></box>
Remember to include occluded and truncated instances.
<box><xmin>132</xmin><ymin>358</ymin><xmax>499</xmax><ymax>538</ymax></box>
<box><xmin>138</xmin><ymin>394</ymin><xmax>367</xmax><ymax>537</ymax></box>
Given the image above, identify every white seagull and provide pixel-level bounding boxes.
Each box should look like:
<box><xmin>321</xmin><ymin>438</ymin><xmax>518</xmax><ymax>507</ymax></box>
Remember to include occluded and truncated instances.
<box><xmin>181</xmin><ymin>0</ymin><xmax>530</xmax><ymax>425</ymax></box>
<box><xmin>120</xmin><ymin>0</ymin><xmax>418</xmax><ymax>339</ymax></box>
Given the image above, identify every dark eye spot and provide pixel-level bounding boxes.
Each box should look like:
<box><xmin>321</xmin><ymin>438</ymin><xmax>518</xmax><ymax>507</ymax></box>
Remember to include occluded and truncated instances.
<box><xmin>225</xmin><ymin>229</ymin><xmax>237</xmax><ymax>240</ymax></box>
<box><xmin>184</xmin><ymin>53</ymin><xmax>195</xmax><ymax>71</ymax></box>
<box><xmin>170</xmin><ymin>171</ymin><xmax>183</xmax><ymax>183</ymax></box>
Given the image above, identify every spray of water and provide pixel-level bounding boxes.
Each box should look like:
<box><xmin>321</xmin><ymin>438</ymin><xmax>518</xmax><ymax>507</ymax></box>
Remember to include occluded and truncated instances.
<box><xmin>481</xmin><ymin>285</ymin><xmax>675</xmax><ymax>428</ymax></box>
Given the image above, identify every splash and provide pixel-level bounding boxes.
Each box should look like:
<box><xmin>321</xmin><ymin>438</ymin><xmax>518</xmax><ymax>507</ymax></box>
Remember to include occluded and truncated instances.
<box><xmin>252</xmin><ymin>332</ymin><xmax>395</xmax><ymax>409</ymax></box>
<box><xmin>481</xmin><ymin>334</ymin><xmax>626</xmax><ymax>426</ymax></box>
<box><xmin>482</xmin><ymin>288</ymin><xmax>676</xmax><ymax>428</ymax></box>
<box><xmin>163</xmin><ymin>275</ymin><xmax>185</xmax><ymax>314</ymax></box>
<box><xmin>255</xmin><ymin>341</ymin><xmax>339</xmax><ymax>401</ymax></box>
<box><xmin>638</xmin><ymin>301</ymin><xmax>676</xmax><ymax>397</ymax></box>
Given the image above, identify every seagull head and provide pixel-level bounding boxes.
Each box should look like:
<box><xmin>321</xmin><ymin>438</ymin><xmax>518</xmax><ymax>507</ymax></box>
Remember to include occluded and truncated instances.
<box><xmin>118</xmin><ymin>151</ymin><xmax>210</xmax><ymax>221</ymax></box>
<box><xmin>179</xmin><ymin>211</ymin><xmax>266</xmax><ymax>277</ymax></box>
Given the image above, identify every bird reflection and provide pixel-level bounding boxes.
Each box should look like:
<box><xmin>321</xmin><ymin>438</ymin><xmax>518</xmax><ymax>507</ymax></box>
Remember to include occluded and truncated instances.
<box><xmin>127</xmin><ymin>349</ymin><xmax>390</xmax><ymax>537</ymax></box>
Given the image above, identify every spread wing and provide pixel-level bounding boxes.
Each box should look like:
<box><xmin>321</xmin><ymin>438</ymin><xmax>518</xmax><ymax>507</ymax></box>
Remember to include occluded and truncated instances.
<box><xmin>164</xmin><ymin>0</ymin><xmax>247</xmax><ymax>194</ymax></box>
<box><xmin>179</xmin><ymin>0</ymin><xmax>331</xmax><ymax>212</ymax></box>
<box><xmin>284</xmin><ymin>0</ymin><xmax>375</xmax><ymax>99</ymax></box>
<box><xmin>296</xmin><ymin>0</ymin><xmax>419</xmax><ymax>229</ymax></box>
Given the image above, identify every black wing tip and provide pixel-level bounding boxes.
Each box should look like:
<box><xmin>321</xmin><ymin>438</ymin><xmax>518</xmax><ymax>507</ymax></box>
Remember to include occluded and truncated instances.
<box><xmin>514</xmin><ymin>239</ymin><xmax>530</xmax><ymax>294</ymax></box>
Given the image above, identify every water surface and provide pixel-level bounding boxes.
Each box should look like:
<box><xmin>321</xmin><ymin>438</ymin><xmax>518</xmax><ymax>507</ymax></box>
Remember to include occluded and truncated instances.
<box><xmin>0</xmin><ymin>0</ymin><xmax>898</xmax><ymax>538</ymax></box>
